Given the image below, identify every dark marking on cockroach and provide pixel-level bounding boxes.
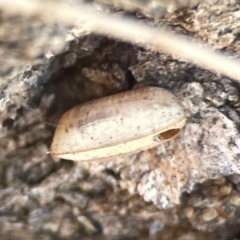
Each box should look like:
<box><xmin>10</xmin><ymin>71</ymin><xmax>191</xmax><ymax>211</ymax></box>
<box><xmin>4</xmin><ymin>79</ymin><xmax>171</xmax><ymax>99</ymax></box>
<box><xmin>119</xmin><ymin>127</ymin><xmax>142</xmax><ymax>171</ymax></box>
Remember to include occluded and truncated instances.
<box><xmin>156</xmin><ymin>129</ymin><xmax>180</xmax><ymax>141</ymax></box>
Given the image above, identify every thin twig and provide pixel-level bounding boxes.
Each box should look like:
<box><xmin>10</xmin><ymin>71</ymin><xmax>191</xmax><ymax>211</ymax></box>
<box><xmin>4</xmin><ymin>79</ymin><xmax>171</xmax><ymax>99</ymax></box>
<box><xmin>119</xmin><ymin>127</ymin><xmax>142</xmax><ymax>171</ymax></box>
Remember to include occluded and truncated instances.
<box><xmin>1</xmin><ymin>0</ymin><xmax>240</xmax><ymax>82</ymax></box>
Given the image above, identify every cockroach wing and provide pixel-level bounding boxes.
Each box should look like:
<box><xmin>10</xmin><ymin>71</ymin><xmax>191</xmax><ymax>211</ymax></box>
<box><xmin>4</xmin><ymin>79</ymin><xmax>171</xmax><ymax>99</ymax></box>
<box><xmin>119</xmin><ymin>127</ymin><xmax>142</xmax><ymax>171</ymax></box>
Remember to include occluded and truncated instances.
<box><xmin>49</xmin><ymin>87</ymin><xmax>186</xmax><ymax>161</ymax></box>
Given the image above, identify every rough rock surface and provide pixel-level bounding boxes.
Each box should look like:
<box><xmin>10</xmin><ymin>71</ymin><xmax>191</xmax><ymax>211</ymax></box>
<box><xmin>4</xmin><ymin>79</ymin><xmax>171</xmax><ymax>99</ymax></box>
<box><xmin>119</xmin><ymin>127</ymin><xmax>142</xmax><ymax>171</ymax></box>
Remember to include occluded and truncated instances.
<box><xmin>1</xmin><ymin>0</ymin><xmax>240</xmax><ymax>239</ymax></box>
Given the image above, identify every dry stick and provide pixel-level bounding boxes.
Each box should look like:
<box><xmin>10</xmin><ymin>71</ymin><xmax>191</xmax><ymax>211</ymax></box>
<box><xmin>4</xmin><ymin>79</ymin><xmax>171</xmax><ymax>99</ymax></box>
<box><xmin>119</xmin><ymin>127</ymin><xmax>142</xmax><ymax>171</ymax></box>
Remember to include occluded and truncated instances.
<box><xmin>1</xmin><ymin>0</ymin><xmax>240</xmax><ymax>82</ymax></box>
